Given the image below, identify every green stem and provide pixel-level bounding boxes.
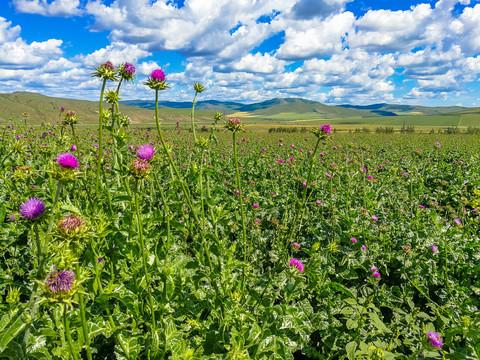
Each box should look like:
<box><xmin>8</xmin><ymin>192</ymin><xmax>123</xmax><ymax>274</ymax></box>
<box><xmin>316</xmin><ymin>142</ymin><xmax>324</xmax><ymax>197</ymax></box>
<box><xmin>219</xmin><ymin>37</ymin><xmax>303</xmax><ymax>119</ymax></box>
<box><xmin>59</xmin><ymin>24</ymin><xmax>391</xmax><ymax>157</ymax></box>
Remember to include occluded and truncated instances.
<box><xmin>191</xmin><ymin>91</ymin><xmax>198</xmax><ymax>142</ymax></box>
<box><xmin>75</xmin><ymin>262</ymin><xmax>92</xmax><ymax>360</ymax></box>
<box><xmin>95</xmin><ymin>78</ymin><xmax>108</xmax><ymax>195</ymax></box>
<box><xmin>134</xmin><ymin>180</ymin><xmax>156</xmax><ymax>331</ymax></box>
<box><xmin>63</xmin><ymin>305</ymin><xmax>80</xmax><ymax>360</ymax></box>
<box><xmin>70</xmin><ymin>124</ymin><xmax>79</xmax><ymax>153</ymax></box>
<box><xmin>233</xmin><ymin>132</ymin><xmax>248</xmax><ymax>299</ymax></box>
<box><xmin>286</xmin><ymin>137</ymin><xmax>322</xmax><ymax>247</ymax></box>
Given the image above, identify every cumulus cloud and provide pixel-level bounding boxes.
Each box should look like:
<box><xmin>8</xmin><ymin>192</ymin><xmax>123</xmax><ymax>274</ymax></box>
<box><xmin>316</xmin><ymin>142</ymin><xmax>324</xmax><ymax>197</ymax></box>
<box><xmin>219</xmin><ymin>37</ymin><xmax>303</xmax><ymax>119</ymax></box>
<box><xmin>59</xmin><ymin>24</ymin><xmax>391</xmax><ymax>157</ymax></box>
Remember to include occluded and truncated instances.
<box><xmin>217</xmin><ymin>53</ymin><xmax>287</xmax><ymax>74</ymax></box>
<box><xmin>76</xmin><ymin>42</ymin><xmax>150</xmax><ymax>67</ymax></box>
<box><xmin>13</xmin><ymin>0</ymin><xmax>82</xmax><ymax>17</ymax></box>
<box><xmin>291</xmin><ymin>0</ymin><xmax>353</xmax><ymax>19</ymax></box>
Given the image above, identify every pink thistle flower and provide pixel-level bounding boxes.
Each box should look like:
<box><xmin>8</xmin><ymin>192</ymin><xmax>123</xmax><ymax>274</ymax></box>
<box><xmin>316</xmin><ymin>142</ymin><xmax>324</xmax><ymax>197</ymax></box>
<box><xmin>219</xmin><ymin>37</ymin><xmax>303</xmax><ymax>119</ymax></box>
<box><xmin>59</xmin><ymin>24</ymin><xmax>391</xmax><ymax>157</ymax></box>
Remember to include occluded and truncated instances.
<box><xmin>290</xmin><ymin>258</ymin><xmax>305</xmax><ymax>272</ymax></box>
<box><xmin>371</xmin><ymin>215</ymin><xmax>378</xmax><ymax>221</ymax></box>
<box><xmin>253</xmin><ymin>204</ymin><xmax>259</xmax><ymax>208</ymax></box>
<box><xmin>372</xmin><ymin>272</ymin><xmax>381</xmax><ymax>278</ymax></box>
<box><xmin>320</xmin><ymin>124</ymin><xmax>331</xmax><ymax>134</ymax></box>
<box><xmin>316</xmin><ymin>200</ymin><xmax>322</xmax><ymax>205</ymax></box>
<box><xmin>302</xmin><ymin>182</ymin><xmax>307</xmax><ymax>186</ymax></box>
<box><xmin>370</xmin><ymin>267</ymin><xmax>378</xmax><ymax>272</ymax></box>
<box><xmin>151</xmin><ymin>69</ymin><xmax>166</xmax><ymax>81</ymax></box>
<box><xmin>427</xmin><ymin>332</ymin><xmax>443</xmax><ymax>348</ymax></box>
<box><xmin>454</xmin><ymin>218</ymin><xmax>462</xmax><ymax>226</ymax></box>
<box><xmin>350</xmin><ymin>237</ymin><xmax>357</xmax><ymax>243</ymax></box>
<box><xmin>361</xmin><ymin>245</ymin><xmax>366</xmax><ymax>250</ymax></box>
<box><xmin>136</xmin><ymin>144</ymin><xmax>155</xmax><ymax>161</ymax></box>
<box><xmin>71</xmin><ymin>144</ymin><xmax>77</xmax><ymax>151</ymax></box>
<box><xmin>431</xmin><ymin>245</ymin><xmax>438</xmax><ymax>253</ymax></box>
<box><xmin>56</xmin><ymin>153</ymin><xmax>79</xmax><ymax>168</ymax></box>
<box><xmin>46</xmin><ymin>269</ymin><xmax>75</xmax><ymax>293</ymax></box>
<box><xmin>292</xmin><ymin>242</ymin><xmax>301</xmax><ymax>249</ymax></box>
<box><xmin>326</xmin><ymin>173</ymin><xmax>332</xmax><ymax>178</ymax></box>
<box><xmin>20</xmin><ymin>198</ymin><xmax>45</xmax><ymax>219</ymax></box>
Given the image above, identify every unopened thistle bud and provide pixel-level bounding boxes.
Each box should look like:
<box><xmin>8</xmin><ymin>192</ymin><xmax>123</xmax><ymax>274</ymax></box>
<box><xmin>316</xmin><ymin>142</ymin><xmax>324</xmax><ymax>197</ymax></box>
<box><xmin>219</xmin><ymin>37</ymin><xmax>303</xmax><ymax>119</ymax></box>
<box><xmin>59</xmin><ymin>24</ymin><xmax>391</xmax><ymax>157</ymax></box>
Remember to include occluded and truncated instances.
<box><xmin>193</xmin><ymin>82</ymin><xmax>205</xmax><ymax>93</ymax></box>
<box><xmin>105</xmin><ymin>89</ymin><xmax>121</xmax><ymax>105</ymax></box>
<box><xmin>56</xmin><ymin>215</ymin><xmax>87</xmax><ymax>240</ymax></box>
<box><xmin>92</xmin><ymin>61</ymin><xmax>117</xmax><ymax>81</ymax></box>
<box><xmin>63</xmin><ymin>111</ymin><xmax>78</xmax><ymax>125</ymax></box>
<box><xmin>225</xmin><ymin>117</ymin><xmax>244</xmax><ymax>132</ymax></box>
<box><xmin>130</xmin><ymin>158</ymin><xmax>151</xmax><ymax>178</ymax></box>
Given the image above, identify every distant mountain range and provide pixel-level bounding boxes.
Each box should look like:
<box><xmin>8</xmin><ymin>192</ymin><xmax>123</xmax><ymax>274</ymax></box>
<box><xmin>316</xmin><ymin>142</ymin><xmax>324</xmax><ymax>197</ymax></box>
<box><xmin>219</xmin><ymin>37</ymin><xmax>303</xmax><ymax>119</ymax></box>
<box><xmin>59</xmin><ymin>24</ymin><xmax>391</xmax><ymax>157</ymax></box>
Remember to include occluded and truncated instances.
<box><xmin>0</xmin><ymin>91</ymin><xmax>474</xmax><ymax>126</ymax></box>
<box><xmin>121</xmin><ymin>97</ymin><xmax>469</xmax><ymax>119</ymax></box>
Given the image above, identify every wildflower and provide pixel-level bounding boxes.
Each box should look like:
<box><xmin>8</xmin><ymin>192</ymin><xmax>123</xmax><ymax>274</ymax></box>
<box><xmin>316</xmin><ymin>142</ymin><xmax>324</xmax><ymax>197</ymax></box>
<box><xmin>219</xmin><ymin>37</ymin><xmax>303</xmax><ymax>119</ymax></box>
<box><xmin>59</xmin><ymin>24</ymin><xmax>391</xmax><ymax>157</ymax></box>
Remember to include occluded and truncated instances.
<box><xmin>434</xmin><ymin>142</ymin><xmax>441</xmax><ymax>148</ymax></box>
<box><xmin>20</xmin><ymin>198</ymin><xmax>45</xmax><ymax>220</ymax></box>
<box><xmin>293</xmin><ymin>242</ymin><xmax>301</xmax><ymax>249</ymax></box>
<box><xmin>370</xmin><ymin>267</ymin><xmax>378</xmax><ymax>272</ymax></box>
<box><xmin>290</xmin><ymin>258</ymin><xmax>305</xmax><ymax>272</ymax></box>
<box><xmin>312</xmin><ymin>124</ymin><xmax>332</xmax><ymax>139</ymax></box>
<box><xmin>254</xmin><ymin>219</ymin><xmax>261</xmax><ymax>224</ymax></box>
<box><xmin>57</xmin><ymin>215</ymin><xmax>86</xmax><ymax>239</ymax></box>
<box><xmin>92</xmin><ymin>61</ymin><xmax>117</xmax><ymax>81</ymax></box>
<box><xmin>350</xmin><ymin>237</ymin><xmax>357</xmax><ymax>243</ymax></box>
<box><xmin>252</xmin><ymin>204</ymin><xmax>259</xmax><ymax>209</ymax></box>
<box><xmin>431</xmin><ymin>245</ymin><xmax>439</xmax><ymax>253</ymax></box>
<box><xmin>371</xmin><ymin>215</ymin><xmax>378</xmax><ymax>221</ymax></box>
<box><xmin>316</xmin><ymin>200</ymin><xmax>321</xmax><ymax>205</ymax></box>
<box><xmin>136</xmin><ymin>144</ymin><xmax>155</xmax><ymax>161</ymax></box>
<box><xmin>46</xmin><ymin>269</ymin><xmax>75</xmax><ymax>294</ymax></box>
<box><xmin>98</xmin><ymin>258</ymin><xmax>103</xmax><ymax>263</ymax></box>
<box><xmin>56</xmin><ymin>152</ymin><xmax>79</xmax><ymax>168</ymax></box>
<box><xmin>326</xmin><ymin>173</ymin><xmax>332</xmax><ymax>178</ymax></box>
<box><xmin>119</xmin><ymin>62</ymin><xmax>136</xmax><ymax>82</ymax></box>
<box><xmin>454</xmin><ymin>218</ymin><xmax>462</xmax><ymax>226</ymax></box>
<box><xmin>372</xmin><ymin>272</ymin><xmax>381</xmax><ymax>278</ymax></box>
<box><xmin>427</xmin><ymin>332</ymin><xmax>443</xmax><ymax>348</ymax></box>
<box><xmin>225</xmin><ymin>117</ymin><xmax>244</xmax><ymax>132</ymax></box>
<box><xmin>361</xmin><ymin>245</ymin><xmax>366</xmax><ymax>250</ymax></box>
<box><xmin>130</xmin><ymin>158</ymin><xmax>151</xmax><ymax>178</ymax></box>
<box><xmin>71</xmin><ymin>144</ymin><xmax>77</xmax><ymax>151</ymax></box>
<box><xmin>145</xmin><ymin>68</ymin><xmax>169</xmax><ymax>91</ymax></box>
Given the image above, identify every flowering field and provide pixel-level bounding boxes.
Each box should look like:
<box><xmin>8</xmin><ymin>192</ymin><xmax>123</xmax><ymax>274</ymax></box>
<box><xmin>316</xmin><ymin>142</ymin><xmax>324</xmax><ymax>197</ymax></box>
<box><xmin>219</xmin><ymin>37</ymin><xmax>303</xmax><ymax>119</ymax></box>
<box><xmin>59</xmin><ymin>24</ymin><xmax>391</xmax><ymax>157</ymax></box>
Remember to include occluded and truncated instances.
<box><xmin>1</xmin><ymin>63</ymin><xmax>480</xmax><ymax>359</ymax></box>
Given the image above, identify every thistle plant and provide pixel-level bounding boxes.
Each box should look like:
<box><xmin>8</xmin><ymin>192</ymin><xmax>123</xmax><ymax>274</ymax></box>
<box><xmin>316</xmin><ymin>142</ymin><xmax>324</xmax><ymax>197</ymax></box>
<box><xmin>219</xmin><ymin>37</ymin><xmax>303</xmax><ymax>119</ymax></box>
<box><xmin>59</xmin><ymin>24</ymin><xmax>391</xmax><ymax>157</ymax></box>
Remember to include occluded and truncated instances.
<box><xmin>62</xmin><ymin>111</ymin><xmax>79</xmax><ymax>152</ymax></box>
<box><xmin>92</xmin><ymin>61</ymin><xmax>117</xmax><ymax>195</ymax></box>
<box><xmin>191</xmin><ymin>82</ymin><xmax>205</xmax><ymax>143</ymax></box>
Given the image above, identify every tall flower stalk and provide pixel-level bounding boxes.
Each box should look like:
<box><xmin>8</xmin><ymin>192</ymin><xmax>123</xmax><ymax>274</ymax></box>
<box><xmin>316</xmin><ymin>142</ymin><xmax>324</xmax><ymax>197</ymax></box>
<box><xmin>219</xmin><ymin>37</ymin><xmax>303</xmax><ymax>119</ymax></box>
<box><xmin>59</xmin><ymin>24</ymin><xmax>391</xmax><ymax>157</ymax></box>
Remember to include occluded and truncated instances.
<box><xmin>92</xmin><ymin>61</ymin><xmax>117</xmax><ymax>195</ymax></box>
<box><xmin>285</xmin><ymin>125</ymin><xmax>331</xmax><ymax>249</ymax></box>
<box><xmin>226</xmin><ymin>117</ymin><xmax>248</xmax><ymax>298</ymax></box>
<box><xmin>191</xmin><ymin>82</ymin><xmax>205</xmax><ymax>143</ymax></box>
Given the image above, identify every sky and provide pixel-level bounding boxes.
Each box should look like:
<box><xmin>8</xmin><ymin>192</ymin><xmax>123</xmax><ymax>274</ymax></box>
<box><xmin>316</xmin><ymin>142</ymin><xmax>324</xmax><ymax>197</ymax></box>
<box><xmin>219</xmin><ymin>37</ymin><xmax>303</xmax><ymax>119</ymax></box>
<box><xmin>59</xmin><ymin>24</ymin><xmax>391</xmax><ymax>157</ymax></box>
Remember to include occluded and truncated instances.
<box><xmin>1</xmin><ymin>0</ymin><xmax>480</xmax><ymax>106</ymax></box>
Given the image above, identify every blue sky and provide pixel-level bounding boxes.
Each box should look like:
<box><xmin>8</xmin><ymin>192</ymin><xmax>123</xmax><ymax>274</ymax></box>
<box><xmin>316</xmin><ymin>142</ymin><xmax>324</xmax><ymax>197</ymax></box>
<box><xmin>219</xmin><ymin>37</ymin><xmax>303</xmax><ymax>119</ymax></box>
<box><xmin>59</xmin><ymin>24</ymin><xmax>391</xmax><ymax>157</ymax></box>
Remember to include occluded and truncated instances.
<box><xmin>1</xmin><ymin>0</ymin><xmax>480</xmax><ymax>106</ymax></box>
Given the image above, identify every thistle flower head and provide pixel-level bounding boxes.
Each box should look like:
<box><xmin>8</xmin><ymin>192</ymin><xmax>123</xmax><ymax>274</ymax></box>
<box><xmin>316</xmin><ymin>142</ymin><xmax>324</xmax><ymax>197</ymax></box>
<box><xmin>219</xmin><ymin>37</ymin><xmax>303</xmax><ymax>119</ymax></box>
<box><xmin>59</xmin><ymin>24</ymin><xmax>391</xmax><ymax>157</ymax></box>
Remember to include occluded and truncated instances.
<box><xmin>56</xmin><ymin>152</ymin><xmax>79</xmax><ymax>168</ymax></box>
<box><xmin>193</xmin><ymin>82</ymin><xmax>205</xmax><ymax>93</ymax></box>
<box><xmin>63</xmin><ymin>111</ymin><xmax>78</xmax><ymax>125</ymax></box>
<box><xmin>46</xmin><ymin>269</ymin><xmax>75</xmax><ymax>294</ymax></box>
<box><xmin>130</xmin><ymin>158</ymin><xmax>151</xmax><ymax>178</ymax></box>
<box><xmin>290</xmin><ymin>258</ymin><xmax>305</xmax><ymax>272</ymax></box>
<box><xmin>225</xmin><ymin>117</ymin><xmax>244</xmax><ymax>132</ymax></box>
<box><xmin>427</xmin><ymin>332</ymin><xmax>443</xmax><ymax>348</ymax></box>
<box><xmin>145</xmin><ymin>68</ymin><xmax>169</xmax><ymax>91</ymax></box>
<box><xmin>312</xmin><ymin>124</ymin><xmax>332</xmax><ymax>139</ymax></box>
<box><xmin>119</xmin><ymin>62</ymin><xmax>136</xmax><ymax>82</ymax></box>
<box><xmin>136</xmin><ymin>144</ymin><xmax>155</xmax><ymax>161</ymax></box>
<box><xmin>92</xmin><ymin>61</ymin><xmax>117</xmax><ymax>81</ymax></box>
<box><xmin>20</xmin><ymin>197</ymin><xmax>45</xmax><ymax>220</ymax></box>
<box><xmin>57</xmin><ymin>215</ymin><xmax>86</xmax><ymax>238</ymax></box>
<box><xmin>105</xmin><ymin>89</ymin><xmax>121</xmax><ymax>105</ymax></box>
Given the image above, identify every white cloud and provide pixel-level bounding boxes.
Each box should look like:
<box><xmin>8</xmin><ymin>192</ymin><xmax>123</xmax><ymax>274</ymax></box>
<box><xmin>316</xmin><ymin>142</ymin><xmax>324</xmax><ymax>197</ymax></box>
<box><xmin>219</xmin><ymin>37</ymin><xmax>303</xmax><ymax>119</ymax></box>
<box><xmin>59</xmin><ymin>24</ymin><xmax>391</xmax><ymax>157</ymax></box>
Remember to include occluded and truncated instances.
<box><xmin>276</xmin><ymin>12</ymin><xmax>354</xmax><ymax>60</ymax></box>
<box><xmin>291</xmin><ymin>0</ymin><xmax>353</xmax><ymax>19</ymax></box>
<box><xmin>77</xmin><ymin>42</ymin><xmax>150</xmax><ymax>67</ymax></box>
<box><xmin>13</xmin><ymin>0</ymin><xmax>82</xmax><ymax>17</ymax></box>
<box><xmin>217</xmin><ymin>53</ymin><xmax>287</xmax><ymax>74</ymax></box>
<box><xmin>0</xmin><ymin>38</ymin><xmax>63</xmax><ymax>68</ymax></box>
<box><xmin>0</xmin><ymin>17</ymin><xmax>21</xmax><ymax>43</ymax></box>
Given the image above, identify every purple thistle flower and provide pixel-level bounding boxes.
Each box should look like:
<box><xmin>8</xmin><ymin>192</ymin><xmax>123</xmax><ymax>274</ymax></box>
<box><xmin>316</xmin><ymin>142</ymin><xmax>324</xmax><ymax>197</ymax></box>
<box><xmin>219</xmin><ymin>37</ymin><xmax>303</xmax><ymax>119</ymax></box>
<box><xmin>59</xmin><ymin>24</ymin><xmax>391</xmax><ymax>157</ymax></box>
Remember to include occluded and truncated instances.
<box><xmin>372</xmin><ymin>272</ymin><xmax>381</xmax><ymax>278</ymax></box>
<box><xmin>101</xmin><ymin>61</ymin><xmax>114</xmax><ymax>70</ymax></box>
<box><xmin>56</xmin><ymin>153</ymin><xmax>79</xmax><ymax>168</ymax></box>
<box><xmin>431</xmin><ymin>245</ymin><xmax>439</xmax><ymax>253</ymax></box>
<box><xmin>350</xmin><ymin>237</ymin><xmax>357</xmax><ymax>243</ymax></box>
<box><xmin>46</xmin><ymin>269</ymin><xmax>75</xmax><ymax>293</ymax></box>
<box><xmin>371</xmin><ymin>215</ymin><xmax>378</xmax><ymax>221</ymax></box>
<box><xmin>136</xmin><ymin>144</ymin><xmax>155</xmax><ymax>161</ymax></box>
<box><xmin>123</xmin><ymin>62</ymin><xmax>135</xmax><ymax>74</ymax></box>
<box><xmin>427</xmin><ymin>332</ymin><xmax>443</xmax><ymax>348</ymax></box>
<box><xmin>454</xmin><ymin>218</ymin><xmax>462</xmax><ymax>226</ymax></box>
<box><xmin>293</xmin><ymin>242</ymin><xmax>301</xmax><ymax>249</ymax></box>
<box><xmin>320</xmin><ymin>124</ymin><xmax>331</xmax><ymax>134</ymax></box>
<box><xmin>290</xmin><ymin>258</ymin><xmax>305</xmax><ymax>272</ymax></box>
<box><xmin>253</xmin><ymin>203</ymin><xmax>259</xmax><ymax>208</ymax></box>
<box><xmin>20</xmin><ymin>198</ymin><xmax>45</xmax><ymax>219</ymax></box>
<box><xmin>151</xmin><ymin>69</ymin><xmax>165</xmax><ymax>81</ymax></box>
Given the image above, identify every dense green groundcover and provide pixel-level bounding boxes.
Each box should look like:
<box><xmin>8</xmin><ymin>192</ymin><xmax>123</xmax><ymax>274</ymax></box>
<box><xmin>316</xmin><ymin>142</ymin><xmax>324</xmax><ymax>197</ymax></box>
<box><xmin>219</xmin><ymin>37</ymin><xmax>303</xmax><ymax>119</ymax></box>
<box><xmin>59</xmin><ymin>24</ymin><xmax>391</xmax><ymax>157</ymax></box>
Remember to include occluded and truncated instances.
<box><xmin>1</xmin><ymin>65</ymin><xmax>480</xmax><ymax>359</ymax></box>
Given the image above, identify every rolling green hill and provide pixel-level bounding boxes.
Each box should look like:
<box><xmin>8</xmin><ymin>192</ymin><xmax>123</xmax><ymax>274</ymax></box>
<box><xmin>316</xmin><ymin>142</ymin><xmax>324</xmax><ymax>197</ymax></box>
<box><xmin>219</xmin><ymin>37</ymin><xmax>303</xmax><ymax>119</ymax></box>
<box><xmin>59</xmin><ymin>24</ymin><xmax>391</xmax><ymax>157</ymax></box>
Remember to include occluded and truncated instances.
<box><xmin>1</xmin><ymin>91</ymin><xmax>479</xmax><ymax>129</ymax></box>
